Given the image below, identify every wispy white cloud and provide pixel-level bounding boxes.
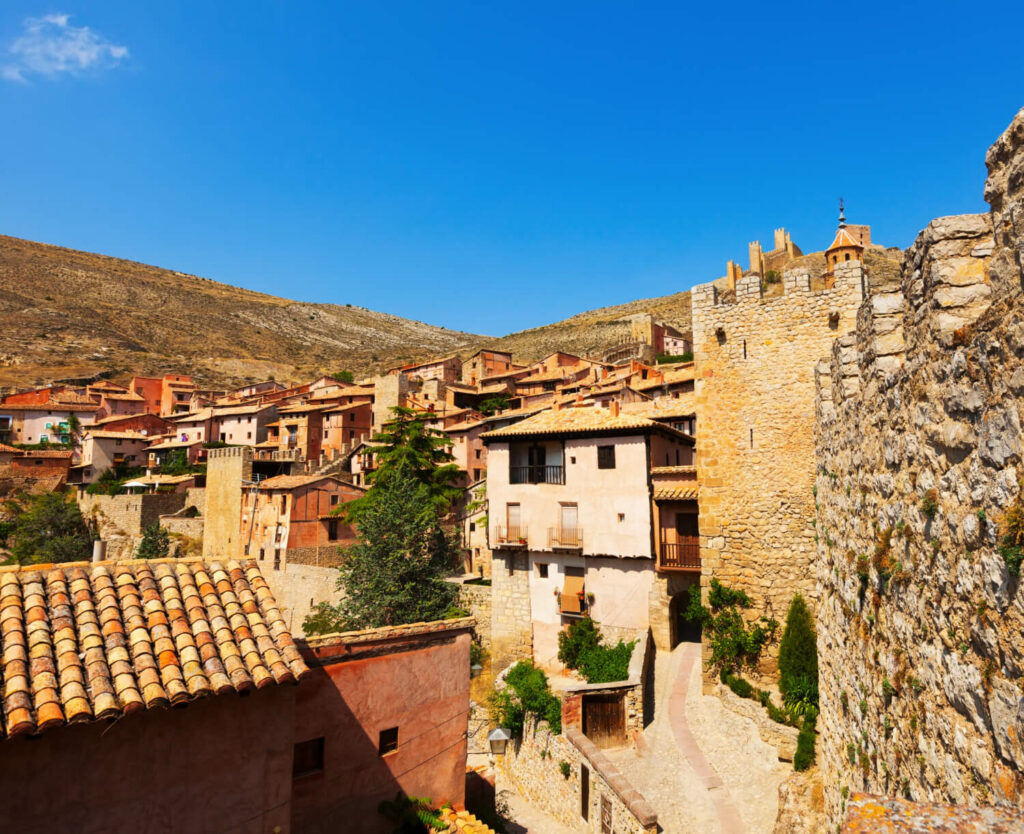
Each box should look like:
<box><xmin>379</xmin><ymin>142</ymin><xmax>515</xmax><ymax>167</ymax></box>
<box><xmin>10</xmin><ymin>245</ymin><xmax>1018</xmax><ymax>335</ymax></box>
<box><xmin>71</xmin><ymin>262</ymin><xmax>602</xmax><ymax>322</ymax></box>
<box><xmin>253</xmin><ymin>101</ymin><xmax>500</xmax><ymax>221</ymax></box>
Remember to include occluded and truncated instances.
<box><xmin>2</xmin><ymin>13</ymin><xmax>128</xmax><ymax>83</ymax></box>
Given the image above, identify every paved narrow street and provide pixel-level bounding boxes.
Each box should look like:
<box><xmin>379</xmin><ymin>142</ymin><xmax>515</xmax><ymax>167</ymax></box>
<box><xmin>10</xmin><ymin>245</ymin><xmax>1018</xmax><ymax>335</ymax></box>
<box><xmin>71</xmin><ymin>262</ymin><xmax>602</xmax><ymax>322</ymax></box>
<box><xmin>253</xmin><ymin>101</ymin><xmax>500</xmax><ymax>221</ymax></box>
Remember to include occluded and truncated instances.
<box><xmin>604</xmin><ymin>642</ymin><xmax>787</xmax><ymax>833</ymax></box>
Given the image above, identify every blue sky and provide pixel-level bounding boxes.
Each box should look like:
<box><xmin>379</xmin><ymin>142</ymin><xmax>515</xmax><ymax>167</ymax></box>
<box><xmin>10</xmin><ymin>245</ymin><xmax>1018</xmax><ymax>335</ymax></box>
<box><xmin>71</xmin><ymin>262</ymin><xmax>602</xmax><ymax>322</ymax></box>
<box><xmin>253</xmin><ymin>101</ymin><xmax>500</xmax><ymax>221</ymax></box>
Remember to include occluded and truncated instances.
<box><xmin>1</xmin><ymin>3</ymin><xmax>1022</xmax><ymax>337</ymax></box>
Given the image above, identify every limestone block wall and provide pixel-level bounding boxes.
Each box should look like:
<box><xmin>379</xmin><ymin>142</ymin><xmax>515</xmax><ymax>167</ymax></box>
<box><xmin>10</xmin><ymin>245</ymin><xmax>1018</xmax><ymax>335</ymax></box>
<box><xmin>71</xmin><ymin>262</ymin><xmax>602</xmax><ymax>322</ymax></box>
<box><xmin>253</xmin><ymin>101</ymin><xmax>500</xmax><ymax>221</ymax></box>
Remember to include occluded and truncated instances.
<box><xmin>490</xmin><ymin>551</ymin><xmax>532</xmax><ymax>668</ymax></box>
<box><xmin>814</xmin><ymin>109</ymin><xmax>1024</xmax><ymax>826</ymax></box>
<box><xmin>78</xmin><ymin>492</ymin><xmax>188</xmax><ymax>559</ymax></box>
<box><xmin>691</xmin><ymin>259</ymin><xmax>864</xmax><ymax>679</ymax></box>
<box><xmin>262</xmin><ymin>561</ymin><xmax>340</xmax><ymax>637</ymax></box>
<box><xmin>458</xmin><ymin>583</ymin><xmax>493</xmax><ymax>649</ymax></box>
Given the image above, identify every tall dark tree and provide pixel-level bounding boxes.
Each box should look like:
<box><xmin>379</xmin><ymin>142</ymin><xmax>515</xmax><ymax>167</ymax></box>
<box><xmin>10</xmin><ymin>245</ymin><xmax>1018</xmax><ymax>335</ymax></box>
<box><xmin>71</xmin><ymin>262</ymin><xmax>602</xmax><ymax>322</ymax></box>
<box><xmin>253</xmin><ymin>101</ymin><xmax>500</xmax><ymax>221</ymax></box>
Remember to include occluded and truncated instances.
<box><xmin>304</xmin><ymin>474</ymin><xmax>460</xmax><ymax>634</ymax></box>
<box><xmin>8</xmin><ymin>492</ymin><xmax>93</xmax><ymax>565</ymax></box>
<box><xmin>778</xmin><ymin>593</ymin><xmax>819</xmax><ymax>710</ymax></box>
<box><xmin>341</xmin><ymin>406</ymin><xmax>462</xmax><ymax>523</ymax></box>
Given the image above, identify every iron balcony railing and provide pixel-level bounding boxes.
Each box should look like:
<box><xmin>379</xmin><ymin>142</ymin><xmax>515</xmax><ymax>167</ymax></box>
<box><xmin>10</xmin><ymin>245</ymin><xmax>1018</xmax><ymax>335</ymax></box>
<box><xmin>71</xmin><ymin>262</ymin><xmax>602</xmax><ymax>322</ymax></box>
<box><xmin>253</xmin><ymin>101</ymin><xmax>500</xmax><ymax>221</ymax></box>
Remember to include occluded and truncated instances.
<box><xmin>492</xmin><ymin>525</ymin><xmax>528</xmax><ymax>548</ymax></box>
<box><xmin>548</xmin><ymin>527</ymin><xmax>583</xmax><ymax>549</ymax></box>
<box><xmin>509</xmin><ymin>465</ymin><xmax>565</xmax><ymax>485</ymax></box>
<box><xmin>660</xmin><ymin>540</ymin><xmax>701</xmax><ymax>570</ymax></box>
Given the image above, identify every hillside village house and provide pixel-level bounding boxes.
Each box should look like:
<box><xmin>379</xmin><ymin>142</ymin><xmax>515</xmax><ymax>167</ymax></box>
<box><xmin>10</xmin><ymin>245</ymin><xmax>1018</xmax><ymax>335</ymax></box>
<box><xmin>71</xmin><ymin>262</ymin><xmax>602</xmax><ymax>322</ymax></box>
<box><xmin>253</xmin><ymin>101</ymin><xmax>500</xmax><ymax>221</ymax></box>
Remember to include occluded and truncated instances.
<box><xmin>444</xmin><ymin>418</ymin><xmax>488</xmax><ymax>485</ymax></box>
<box><xmin>69</xmin><ymin>430</ymin><xmax>151</xmax><ymax>484</ymax></box>
<box><xmin>483</xmin><ymin>403</ymin><xmax>696</xmax><ymax>668</ymax></box>
<box><xmin>387</xmin><ymin>355</ymin><xmax>461</xmax><ymax>383</ymax></box>
<box><xmin>320</xmin><ymin>401</ymin><xmax>373</xmax><ymax>452</ymax></box>
<box><xmin>88</xmin><ymin>412</ymin><xmax>172</xmax><ymax>437</ymax></box>
<box><xmin>461</xmin><ymin>349</ymin><xmax>518</xmax><ymax>386</ymax></box>
<box><xmin>129</xmin><ymin>373</ymin><xmax>197</xmax><ymax>415</ymax></box>
<box><xmin>0</xmin><ymin>399</ymin><xmax>98</xmax><ymax>445</ymax></box>
<box><xmin>240</xmin><ymin>474</ymin><xmax>364</xmax><ymax>570</ymax></box>
<box><xmin>0</xmin><ymin>558</ymin><xmax>472</xmax><ymax>833</ymax></box>
<box><xmin>213</xmin><ymin>402</ymin><xmax>279</xmax><ymax>445</ymax></box>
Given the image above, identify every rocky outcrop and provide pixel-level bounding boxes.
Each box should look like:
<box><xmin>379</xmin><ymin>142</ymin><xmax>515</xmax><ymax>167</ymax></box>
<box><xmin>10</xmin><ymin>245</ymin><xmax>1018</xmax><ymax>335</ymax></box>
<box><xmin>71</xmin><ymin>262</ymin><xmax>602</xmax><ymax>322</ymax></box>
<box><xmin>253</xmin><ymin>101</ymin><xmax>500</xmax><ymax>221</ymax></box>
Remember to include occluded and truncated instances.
<box><xmin>814</xmin><ymin>107</ymin><xmax>1024</xmax><ymax>826</ymax></box>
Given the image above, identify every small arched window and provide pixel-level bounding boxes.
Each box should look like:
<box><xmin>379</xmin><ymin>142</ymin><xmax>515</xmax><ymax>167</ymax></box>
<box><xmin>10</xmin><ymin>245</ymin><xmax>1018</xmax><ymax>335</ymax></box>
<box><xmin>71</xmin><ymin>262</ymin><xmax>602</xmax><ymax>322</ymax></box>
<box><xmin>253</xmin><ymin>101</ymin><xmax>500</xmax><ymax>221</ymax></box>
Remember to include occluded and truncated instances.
<box><xmin>845</xmin><ymin>253</ymin><xmax>850</xmax><ymax>261</ymax></box>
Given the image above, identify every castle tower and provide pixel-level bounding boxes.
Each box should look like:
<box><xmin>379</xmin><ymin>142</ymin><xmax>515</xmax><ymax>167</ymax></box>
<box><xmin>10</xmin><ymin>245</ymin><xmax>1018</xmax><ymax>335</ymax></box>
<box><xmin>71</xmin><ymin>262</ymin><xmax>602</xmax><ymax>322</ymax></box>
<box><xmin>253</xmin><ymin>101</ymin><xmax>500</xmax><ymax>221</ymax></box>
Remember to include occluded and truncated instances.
<box><xmin>748</xmin><ymin>240</ymin><xmax>764</xmax><ymax>276</ymax></box>
<box><xmin>203</xmin><ymin>446</ymin><xmax>253</xmax><ymax>559</ymax></box>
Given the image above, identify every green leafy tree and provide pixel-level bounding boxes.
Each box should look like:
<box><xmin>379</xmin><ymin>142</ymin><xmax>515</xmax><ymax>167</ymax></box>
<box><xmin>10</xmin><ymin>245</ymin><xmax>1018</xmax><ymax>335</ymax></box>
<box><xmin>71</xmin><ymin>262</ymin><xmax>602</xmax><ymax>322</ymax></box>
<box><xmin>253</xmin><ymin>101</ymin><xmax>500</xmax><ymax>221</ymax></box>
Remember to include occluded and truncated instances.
<box><xmin>489</xmin><ymin>660</ymin><xmax>562</xmax><ymax>736</ymax></box>
<box><xmin>681</xmin><ymin>579</ymin><xmax>777</xmax><ymax>673</ymax></box>
<box><xmin>557</xmin><ymin>617</ymin><xmax>635</xmax><ymax>684</ymax></box>
<box><xmin>478</xmin><ymin>393</ymin><xmax>511</xmax><ymax>415</ymax></box>
<box><xmin>778</xmin><ymin>593</ymin><xmax>819</xmax><ymax>711</ymax></box>
<box><xmin>340</xmin><ymin>406</ymin><xmax>462</xmax><ymax>524</ymax></box>
<box><xmin>303</xmin><ymin>474</ymin><xmax>459</xmax><ymax>634</ymax></box>
<box><xmin>136</xmin><ymin>523</ymin><xmax>171</xmax><ymax>559</ymax></box>
<box><xmin>9</xmin><ymin>492</ymin><xmax>92</xmax><ymax>565</ymax></box>
<box><xmin>161</xmin><ymin>450</ymin><xmax>192</xmax><ymax>476</ymax></box>
<box><xmin>333</xmin><ymin>370</ymin><xmax>355</xmax><ymax>384</ymax></box>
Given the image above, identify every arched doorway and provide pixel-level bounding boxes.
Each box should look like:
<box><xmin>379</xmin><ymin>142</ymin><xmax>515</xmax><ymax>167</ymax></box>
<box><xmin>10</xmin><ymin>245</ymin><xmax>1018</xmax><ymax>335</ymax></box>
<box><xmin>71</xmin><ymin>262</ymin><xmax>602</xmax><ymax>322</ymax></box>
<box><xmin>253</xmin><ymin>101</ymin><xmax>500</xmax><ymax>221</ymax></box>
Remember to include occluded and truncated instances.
<box><xmin>669</xmin><ymin>578</ymin><xmax>702</xmax><ymax>647</ymax></box>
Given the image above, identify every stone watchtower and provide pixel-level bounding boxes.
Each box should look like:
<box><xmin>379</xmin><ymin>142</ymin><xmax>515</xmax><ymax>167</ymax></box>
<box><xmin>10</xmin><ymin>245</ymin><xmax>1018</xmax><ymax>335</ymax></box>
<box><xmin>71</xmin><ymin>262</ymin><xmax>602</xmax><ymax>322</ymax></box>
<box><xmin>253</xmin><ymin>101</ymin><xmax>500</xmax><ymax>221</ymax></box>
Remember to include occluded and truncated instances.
<box><xmin>825</xmin><ymin>200</ymin><xmax>866</xmax><ymax>276</ymax></box>
<box><xmin>203</xmin><ymin>446</ymin><xmax>253</xmax><ymax>560</ymax></box>
<box><xmin>690</xmin><ymin>256</ymin><xmax>865</xmax><ymax>680</ymax></box>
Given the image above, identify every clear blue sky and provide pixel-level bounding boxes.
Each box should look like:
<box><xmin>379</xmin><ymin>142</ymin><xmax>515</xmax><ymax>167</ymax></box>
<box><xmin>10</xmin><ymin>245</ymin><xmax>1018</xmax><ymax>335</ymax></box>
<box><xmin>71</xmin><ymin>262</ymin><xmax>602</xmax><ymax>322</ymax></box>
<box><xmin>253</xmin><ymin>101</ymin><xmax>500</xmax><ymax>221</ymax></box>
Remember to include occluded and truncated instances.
<box><xmin>1</xmin><ymin>3</ymin><xmax>1022</xmax><ymax>337</ymax></box>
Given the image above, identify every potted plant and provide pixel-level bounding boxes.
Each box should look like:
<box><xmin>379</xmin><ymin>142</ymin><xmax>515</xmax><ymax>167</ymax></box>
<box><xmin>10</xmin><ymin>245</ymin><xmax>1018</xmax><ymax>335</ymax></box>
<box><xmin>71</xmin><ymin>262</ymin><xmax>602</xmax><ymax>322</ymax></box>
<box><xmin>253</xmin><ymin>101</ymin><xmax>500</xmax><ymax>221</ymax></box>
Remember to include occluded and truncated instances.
<box><xmin>586</xmin><ymin>592</ymin><xmax>595</xmax><ymax>606</ymax></box>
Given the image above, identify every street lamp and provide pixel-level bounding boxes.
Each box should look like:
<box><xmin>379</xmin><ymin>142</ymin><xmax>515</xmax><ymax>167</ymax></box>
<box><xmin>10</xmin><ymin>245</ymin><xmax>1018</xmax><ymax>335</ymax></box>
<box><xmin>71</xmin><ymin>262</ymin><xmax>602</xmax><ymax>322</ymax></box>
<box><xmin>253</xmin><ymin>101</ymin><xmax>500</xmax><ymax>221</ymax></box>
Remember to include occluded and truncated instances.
<box><xmin>487</xmin><ymin>728</ymin><xmax>512</xmax><ymax>756</ymax></box>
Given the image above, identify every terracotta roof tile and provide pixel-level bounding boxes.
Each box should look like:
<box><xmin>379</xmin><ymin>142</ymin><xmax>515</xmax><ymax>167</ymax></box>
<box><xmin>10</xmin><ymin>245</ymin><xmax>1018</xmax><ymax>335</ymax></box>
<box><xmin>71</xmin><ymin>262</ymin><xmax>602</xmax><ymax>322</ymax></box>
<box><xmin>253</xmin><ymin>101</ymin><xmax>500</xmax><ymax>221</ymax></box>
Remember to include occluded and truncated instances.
<box><xmin>482</xmin><ymin>405</ymin><xmax>690</xmax><ymax>440</ymax></box>
<box><xmin>0</xmin><ymin>558</ymin><xmax>307</xmax><ymax>739</ymax></box>
<box><xmin>653</xmin><ymin>486</ymin><xmax>699</xmax><ymax>500</ymax></box>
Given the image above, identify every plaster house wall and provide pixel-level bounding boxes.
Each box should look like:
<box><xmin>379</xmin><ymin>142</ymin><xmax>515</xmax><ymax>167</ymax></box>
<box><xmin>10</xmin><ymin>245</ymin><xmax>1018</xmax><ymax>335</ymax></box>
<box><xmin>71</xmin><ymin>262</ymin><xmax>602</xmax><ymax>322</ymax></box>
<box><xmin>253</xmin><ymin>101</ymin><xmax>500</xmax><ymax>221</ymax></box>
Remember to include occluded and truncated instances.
<box><xmin>527</xmin><ymin>551</ymin><xmax>654</xmax><ymax>668</ymax></box>
<box><xmin>293</xmin><ymin>621</ymin><xmax>473</xmax><ymax>833</ymax></box>
<box><xmin>0</xmin><ymin>686</ymin><xmax>295</xmax><ymax>834</ymax></box>
<box><xmin>690</xmin><ymin>259</ymin><xmax>864</xmax><ymax>680</ymax></box>
<box><xmin>487</xmin><ymin>435</ymin><xmax>654</xmax><ymax>558</ymax></box>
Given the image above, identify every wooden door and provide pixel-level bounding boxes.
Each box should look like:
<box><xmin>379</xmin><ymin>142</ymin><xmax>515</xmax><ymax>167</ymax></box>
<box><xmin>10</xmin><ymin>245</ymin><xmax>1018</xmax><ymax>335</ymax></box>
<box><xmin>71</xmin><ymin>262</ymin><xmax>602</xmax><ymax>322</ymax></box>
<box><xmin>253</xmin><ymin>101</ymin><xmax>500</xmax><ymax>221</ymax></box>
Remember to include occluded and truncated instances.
<box><xmin>583</xmin><ymin>694</ymin><xmax>626</xmax><ymax>749</ymax></box>
<box><xmin>600</xmin><ymin>794</ymin><xmax>612</xmax><ymax>834</ymax></box>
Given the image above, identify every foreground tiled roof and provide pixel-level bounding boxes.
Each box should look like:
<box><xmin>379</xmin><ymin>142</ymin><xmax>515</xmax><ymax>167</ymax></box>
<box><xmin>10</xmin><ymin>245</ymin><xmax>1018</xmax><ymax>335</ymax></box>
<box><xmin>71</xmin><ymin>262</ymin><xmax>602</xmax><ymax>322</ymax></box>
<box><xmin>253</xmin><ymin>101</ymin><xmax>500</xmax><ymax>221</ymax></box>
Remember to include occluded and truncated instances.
<box><xmin>0</xmin><ymin>558</ymin><xmax>308</xmax><ymax>739</ymax></box>
<box><xmin>482</xmin><ymin>405</ymin><xmax>691</xmax><ymax>440</ymax></box>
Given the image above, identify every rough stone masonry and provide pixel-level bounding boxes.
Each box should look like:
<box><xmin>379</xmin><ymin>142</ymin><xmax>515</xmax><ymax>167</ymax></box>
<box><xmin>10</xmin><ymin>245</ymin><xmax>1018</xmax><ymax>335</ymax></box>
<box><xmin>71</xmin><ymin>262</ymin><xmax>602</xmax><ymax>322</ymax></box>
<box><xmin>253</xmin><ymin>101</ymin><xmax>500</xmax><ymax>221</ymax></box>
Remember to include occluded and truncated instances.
<box><xmin>815</xmin><ymin>107</ymin><xmax>1024</xmax><ymax>825</ymax></box>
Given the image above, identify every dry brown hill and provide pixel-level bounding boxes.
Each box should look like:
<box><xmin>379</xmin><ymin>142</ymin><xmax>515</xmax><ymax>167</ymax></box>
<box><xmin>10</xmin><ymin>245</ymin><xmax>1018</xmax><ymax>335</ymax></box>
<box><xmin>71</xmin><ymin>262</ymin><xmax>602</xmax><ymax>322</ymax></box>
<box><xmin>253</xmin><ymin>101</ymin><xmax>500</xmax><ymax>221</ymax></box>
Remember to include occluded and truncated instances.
<box><xmin>0</xmin><ymin>234</ymin><xmax>903</xmax><ymax>390</ymax></box>
<box><xmin>0</xmin><ymin>235</ymin><xmax>483</xmax><ymax>390</ymax></box>
<box><xmin>467</xmin><ymin>290</ymin><xmax>694</xmax><ymax>363</ymax></box>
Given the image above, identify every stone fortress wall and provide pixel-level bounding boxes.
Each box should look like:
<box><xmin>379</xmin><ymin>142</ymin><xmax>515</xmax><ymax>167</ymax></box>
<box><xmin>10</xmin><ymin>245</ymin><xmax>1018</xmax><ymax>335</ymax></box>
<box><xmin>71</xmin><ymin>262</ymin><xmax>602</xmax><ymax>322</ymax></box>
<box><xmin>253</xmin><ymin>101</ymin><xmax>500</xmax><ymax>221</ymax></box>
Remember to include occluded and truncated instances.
<box><xmin>690</xmin><ymin>254</ymin><xmax>865</xmax><ymax>679</ymax></box>
<box><xmin>814</xmin><ymin>108</ymin><xmax>1024</xmax><ymax>825</ymax></box>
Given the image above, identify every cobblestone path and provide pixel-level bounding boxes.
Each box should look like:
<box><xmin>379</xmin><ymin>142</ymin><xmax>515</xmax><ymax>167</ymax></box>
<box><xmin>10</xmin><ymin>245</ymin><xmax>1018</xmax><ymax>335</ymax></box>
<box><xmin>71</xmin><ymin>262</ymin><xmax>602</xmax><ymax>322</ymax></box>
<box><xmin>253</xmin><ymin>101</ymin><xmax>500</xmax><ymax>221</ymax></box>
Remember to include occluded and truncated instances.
<box><xmin>604</xmin><ymin>642</ymin><xmax>787</xmax><ymax>833</ymax></box>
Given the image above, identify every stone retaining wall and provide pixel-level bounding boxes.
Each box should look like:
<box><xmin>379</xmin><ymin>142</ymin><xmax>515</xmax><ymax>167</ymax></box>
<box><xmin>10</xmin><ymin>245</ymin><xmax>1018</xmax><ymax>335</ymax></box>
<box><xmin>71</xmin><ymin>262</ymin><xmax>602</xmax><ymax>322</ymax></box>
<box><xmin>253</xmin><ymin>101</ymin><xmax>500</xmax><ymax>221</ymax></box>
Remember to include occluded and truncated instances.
<box><xmin>78</xmin><ymin>492</ymin><xmax>188</xmax><ymax>559</ymax></box>
<box><xmin>815</xmin><ymin>108</ymin><xmax>1024</xmax><ymax>826</ymax></box>
<box><xmin>497</xmin><ymin>713</ymin><xmax>657</xmax><ymax>834</ymax></box>
<box><xmin>490</xmin><ymin>551</ymin><xmax>532</xmax><ymax>668</ymax></box>
<box><xmin>714</xmin><ymin>682</ymin><xmax>799</xmax><ymax>761</ymax></box>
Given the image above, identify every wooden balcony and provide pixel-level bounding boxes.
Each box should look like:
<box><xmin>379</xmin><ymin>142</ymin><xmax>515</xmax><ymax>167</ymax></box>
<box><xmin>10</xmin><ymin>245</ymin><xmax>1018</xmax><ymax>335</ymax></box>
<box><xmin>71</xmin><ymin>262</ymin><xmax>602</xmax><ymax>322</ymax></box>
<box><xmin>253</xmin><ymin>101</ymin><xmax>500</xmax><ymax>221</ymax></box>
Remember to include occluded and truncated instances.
<box><xmin>548</xmin><ymin>526</ymin><xmax>583</xmax><ymax>551</ymax></box>
<box><xmin>658</xmin><ymin>540</ymin><xmax>700</xmax><ymax>571</ymax></box>
<box><xmin>492</xmin><ymin>525</ymin><xmax>528</xmax><ymax>549</ymax></box>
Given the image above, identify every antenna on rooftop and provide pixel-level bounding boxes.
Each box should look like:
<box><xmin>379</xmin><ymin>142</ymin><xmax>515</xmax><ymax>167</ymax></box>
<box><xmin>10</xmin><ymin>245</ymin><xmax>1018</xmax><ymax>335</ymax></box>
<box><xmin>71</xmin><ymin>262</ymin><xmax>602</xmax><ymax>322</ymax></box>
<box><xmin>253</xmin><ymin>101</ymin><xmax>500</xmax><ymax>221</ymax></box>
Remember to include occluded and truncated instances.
<box><xmin>838</xmin><ymin>197</ymin><xmax>846</xmax><ymax>228</ymax></box>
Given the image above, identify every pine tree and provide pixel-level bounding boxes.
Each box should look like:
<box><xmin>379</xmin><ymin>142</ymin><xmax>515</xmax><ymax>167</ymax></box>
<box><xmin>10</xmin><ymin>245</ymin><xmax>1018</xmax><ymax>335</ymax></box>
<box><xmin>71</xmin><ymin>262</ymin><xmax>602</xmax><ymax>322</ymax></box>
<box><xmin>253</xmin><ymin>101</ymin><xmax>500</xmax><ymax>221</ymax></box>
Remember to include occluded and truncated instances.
<box><xmin>778</xmin><ymin>593</ymin><xmax>819</xmax><ymax>711</ymax></box>
<box><xmin>340</xmin><ymin>406</ymin><xmax>462</xmax><ymax>524</ymax></box>
<box><xmin>304</xmin><ymin>474</ymin><xmax>460</xmax><ymax>634</ymax></box>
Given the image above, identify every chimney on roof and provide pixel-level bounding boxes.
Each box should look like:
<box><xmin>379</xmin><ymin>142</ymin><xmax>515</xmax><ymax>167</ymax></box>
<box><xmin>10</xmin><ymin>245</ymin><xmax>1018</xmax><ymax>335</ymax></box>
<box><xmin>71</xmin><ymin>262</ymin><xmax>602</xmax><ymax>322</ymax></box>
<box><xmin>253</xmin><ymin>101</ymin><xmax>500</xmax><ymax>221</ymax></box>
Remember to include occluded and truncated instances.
<box><xmin>554</xmin><ymin>401</ymin><xmax>562</xmax><ymax>412</ymax></box>
<box><xmin>92</xmin><ymin>540</ymin><xmax>106</xmax><ymax>563</ymax></box>
<box><xmin>609</xmin><ymin>400</ymin><xmax>620</xmax><ymax>417</ymax></box>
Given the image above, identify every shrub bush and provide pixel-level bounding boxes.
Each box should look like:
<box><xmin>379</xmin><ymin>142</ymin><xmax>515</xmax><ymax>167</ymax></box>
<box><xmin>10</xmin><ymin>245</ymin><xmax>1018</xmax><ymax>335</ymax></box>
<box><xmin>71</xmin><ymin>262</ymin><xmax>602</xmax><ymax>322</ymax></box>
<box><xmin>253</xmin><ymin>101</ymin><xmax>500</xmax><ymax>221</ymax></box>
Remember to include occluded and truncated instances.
<box><xmin>778</xmin><ymin>593</ymin><xmax>819</xmax><ymax>713</ymax></box>
<box><xmin>999</xmin><ymin>495</ymin><xmax>1024</xmax><ymax>577</ymax></box>
<box><xmin>793</xmin><ymin>712</ymin><xmax>817</xmax><ymax>771</ymax></box>
<box><xmin>685</xmin><ymin>579</ymin><xmax>777</xmax><ymax>673</ymax></box>
<box><xmin>492</xmin><ymin>661</ymin><xmax>562</xmax><ymax>736</ymax></box>
<box><xmin>558</xmin><ymin>617</ymin><xmax>635</xmax><ymax>684</ymax></box>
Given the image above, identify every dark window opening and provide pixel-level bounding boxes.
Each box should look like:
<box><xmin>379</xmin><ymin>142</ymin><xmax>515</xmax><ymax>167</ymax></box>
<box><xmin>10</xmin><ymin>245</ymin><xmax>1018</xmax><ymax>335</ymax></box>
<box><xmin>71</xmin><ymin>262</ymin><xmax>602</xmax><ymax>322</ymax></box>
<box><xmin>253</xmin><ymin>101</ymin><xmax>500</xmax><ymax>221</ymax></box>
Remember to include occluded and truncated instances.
<box><xmin>378</xmin><ymin>727</ymin><xmax>399</xmax><ymax>756</ymax></box>
<box><xmin>537</xmin><ymin>563</ymin><xmax>549</xmax><ymax>578</ymax></box>
<box><xmin>293</xmin><ymin>737</ymin><xmax>324</xmax><ymax>778</ymax></box>
<box><xmin>750</xmin><ymin>429</ymin><xmax>754</xmax><ymax>449</ymax></box>
<box><xmin>327</xmin><ymin>519</ymin><xmax>340</xmax><ymax>541</ymax></box>
<box><xmin>597</xmin><ymin>445</ymin><xmax>615</xmax><ymax>469</ymax></box>
<box><xmin>330</xmin><ymin>494</ymin><xmax>339</xmax><ymax>506</ymax></box>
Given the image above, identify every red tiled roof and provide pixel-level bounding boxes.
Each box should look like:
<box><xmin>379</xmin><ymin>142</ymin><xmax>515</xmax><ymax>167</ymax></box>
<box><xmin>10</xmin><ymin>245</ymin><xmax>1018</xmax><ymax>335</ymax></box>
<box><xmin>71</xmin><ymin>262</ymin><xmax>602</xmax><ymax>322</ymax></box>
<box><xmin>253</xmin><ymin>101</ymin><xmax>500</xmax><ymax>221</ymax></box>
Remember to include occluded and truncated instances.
<box><xmin>0</xmin><ymin>443</ymin><xmax>19</xmax><ymax>454</ymax></box>
<box><xmin>19</xmin><ymin>449</ymin><xmax>74</xmax><ymax>459</ymax></box>
<box><xmin>0</xmin><ymin>558</ymin><xmax>308</xmax><ymax>739</ymax></box>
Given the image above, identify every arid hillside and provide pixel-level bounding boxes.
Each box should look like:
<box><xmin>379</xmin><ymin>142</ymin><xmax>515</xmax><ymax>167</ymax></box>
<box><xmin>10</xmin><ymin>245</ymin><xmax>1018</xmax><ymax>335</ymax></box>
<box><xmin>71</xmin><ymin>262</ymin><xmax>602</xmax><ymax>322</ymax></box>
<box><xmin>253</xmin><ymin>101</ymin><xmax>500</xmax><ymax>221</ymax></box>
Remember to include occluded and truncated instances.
<box><xmin>467</xmin><ymin>290</ymin><xmax>694</xmax><ymax>363</ymax></box>
<box><xmin>0</xmin><ymin>234</ymin><xmax>902</xmax><ymax>389</ymax></box>
<box><xmin>0</xmin><ymin>235</ymin><xmax>483</xmax><ymax>389</ymax></box>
